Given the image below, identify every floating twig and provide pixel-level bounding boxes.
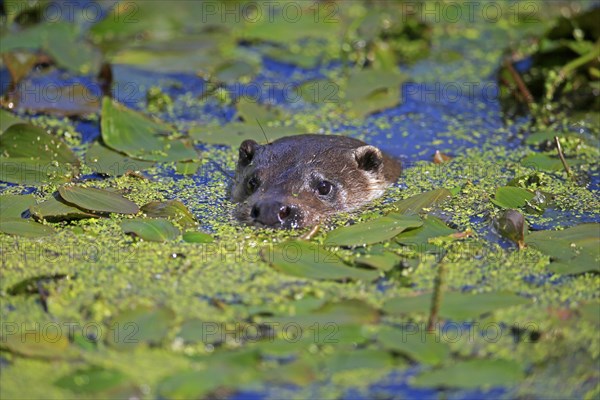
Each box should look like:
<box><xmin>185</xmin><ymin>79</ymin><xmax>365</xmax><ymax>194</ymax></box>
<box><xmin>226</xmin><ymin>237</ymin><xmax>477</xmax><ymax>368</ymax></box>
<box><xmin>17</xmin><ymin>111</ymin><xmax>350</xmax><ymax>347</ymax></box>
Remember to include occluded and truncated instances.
<box><xmin>554</xmin><ymin>136</ymin><xmax>573</xmax><ymax>179</ymax></box>
<box><xmin>300</xmin><ymin>224</ymin><xmax>320</xmax><ymax>240</ymax></box>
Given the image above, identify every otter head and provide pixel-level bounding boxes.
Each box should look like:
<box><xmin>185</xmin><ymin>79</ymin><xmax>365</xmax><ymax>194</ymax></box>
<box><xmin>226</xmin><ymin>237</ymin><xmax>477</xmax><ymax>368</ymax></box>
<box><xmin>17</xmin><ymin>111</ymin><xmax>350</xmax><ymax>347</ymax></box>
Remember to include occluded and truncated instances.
<box><xmin>230</xmin><ymin>135</ymin><xmax>401</xmax><ymax>229</ymax></box>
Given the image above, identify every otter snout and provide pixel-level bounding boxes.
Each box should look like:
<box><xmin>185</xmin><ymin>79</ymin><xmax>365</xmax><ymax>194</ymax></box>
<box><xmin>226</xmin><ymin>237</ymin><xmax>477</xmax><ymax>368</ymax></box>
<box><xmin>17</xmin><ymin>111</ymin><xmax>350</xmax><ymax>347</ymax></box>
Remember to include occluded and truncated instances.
<box><xmin>250</xmin><ymin>200</ymin><xmax>300</xmax><ymax>228</ymax></box>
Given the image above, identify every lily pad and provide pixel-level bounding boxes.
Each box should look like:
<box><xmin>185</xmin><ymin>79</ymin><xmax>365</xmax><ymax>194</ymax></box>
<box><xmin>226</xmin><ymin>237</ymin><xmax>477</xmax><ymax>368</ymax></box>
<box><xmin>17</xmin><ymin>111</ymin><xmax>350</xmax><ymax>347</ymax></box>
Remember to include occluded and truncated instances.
<box><xmin>383</xmin><ymin>292</ymin><xmax>529</xmax><ymax>320</ymax></box>
<box><xmin>295</xmin><ymin>79</ymin><xmax>340</xmax><ymax>105</ymax></box>
<box><xmin>324</xmin><ymin>349</ymin><xmax>394</xmax><ymax>373</ymax></box>
<box><xmin>54</xmin><ymin>366</ymin><xmax>128</xmax><ymax>394</ymax></box>
<box><xmin>521</xmin><ymin>153</ymin><xmax>574</xmax><ymax>171</ymax></box>
<box><xmin>491</xmin><ymin>186</ymin><xmax>535</xmax><ymax>209</ymax></box>
<box><xmin>392</xmin><ymin>188</ymin><xmax>452</xmax><ymax>214</ymax></box>
<box><xmin>377</xmin><ymin>326</ymin><xmax>450</xmax><ymax>365</ymax></box>
<box><xmin>0</xmin><ymin>218</ymin><xmax>56</xmax><ymax>237</ymax></box>
<box><xmin>182</xmin><ymin>231</ymin><xmax>214</xmax><ymax>243</ymax></box>
<box><xmin>86</xmin><ymin>142</ymin><xmax>155</xmax><ymax>176</ymax></box>
<box><xmin>121</xmin><ymin>218</ymin><xmax>180</xmax><ymax>242</ymax></box>
<box><xmin>141</xmin><ymin>200</ymin><xmax>197</xmax><ymax>229</ymax></box>
<box><xmin>58</xmin><ymin>186</ymin><xmax>139</xmax><ymax>214</ymax></box>
<box><xmin>106</xmin><ymin>305</ymin><xmax>175</xmax><ymax>350</ymax></box>
<box><xmin>101</xmin><ymin>97</ymin><xmax>197</xmax><ymax>162</ymax></box>
<box><xmin>263</xmin><ymin>240</ymin><xmax>380</xmax><ymax>281</ymax></box>
<box><xmin>0</xmin><ymin>109</ymin><xmax>26</xmax><ymax>132</ymax></box>
<box><xmin>0</xmin><ymin>123</ymin><xmax>80</xmax><ymax>185</ymax></box>
<box><xmin>355</xmin><ymin>252</ymin><xmax>402</xmax><ymax>271</ymax></box>
<box><xmin>412</xmin><ymin>359</ymin><xmax>524</xmax><ymax>388</ymax></box>
<box><xmin>30</xmin><ymin>193</ymin><xmax>101</xmax><ymax>222</ymax></box>
<box><xmin>526</xmin><ymin>223</ymin><xmax>600</xmax><ymax>274</ymax></box>
<box><xmin>0</xmin><ymin>194</ymin><xmax>36</xmax><ymax>219</ymax></box>
<box><xmin>324</xmin><ymin>214</ymin><xmax>423</xmax><ymax>247</ymax></box>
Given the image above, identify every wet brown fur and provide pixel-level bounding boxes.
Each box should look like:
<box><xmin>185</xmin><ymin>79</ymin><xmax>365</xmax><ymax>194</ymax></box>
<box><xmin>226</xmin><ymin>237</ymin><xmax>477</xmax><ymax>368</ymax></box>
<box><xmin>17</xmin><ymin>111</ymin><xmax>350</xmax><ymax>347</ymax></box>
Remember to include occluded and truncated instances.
<box><xmin>231</xmin><ymin>134</ymin><xmax>401</xmax><ymax>228</ymax></box>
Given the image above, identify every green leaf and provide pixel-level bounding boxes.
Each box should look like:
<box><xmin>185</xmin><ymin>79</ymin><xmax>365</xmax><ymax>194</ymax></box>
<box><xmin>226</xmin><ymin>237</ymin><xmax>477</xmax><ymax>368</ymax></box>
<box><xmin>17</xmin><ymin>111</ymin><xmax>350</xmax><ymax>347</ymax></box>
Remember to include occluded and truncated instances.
<box><xmin>578</xmin><ymin>303</ymin><xmax>600</xmax><ymax>325</ymax></box>
<box><xmin>30</xmin><ymin>194</ymin><xmax>101</xmax><ymax>222</ymax></box>
<box><xmin>263</xmin><ymin>240</ymin><xmax>379</xmax><ymax>281</ymax></box>
<box><xmin>55</xmin><ymin>366</ymin><xmax>128</xmax><ymax>394</ymax></box>
<box><xmin>12</xmin><ymin>82</ymin><xmax>100</xmax><ymax>117</ymax></box>
<box><xmin>0</xmin><ymin>123</ymin><xmax>80</xmax><ymax>185</ymax></box>
<box><xmin>521</xmin><ymin>153</ymin><xmax>575</xmax><ymax>171</ymax></box>
<box><xmin>0</xmin><ymin>218</ymin><xmax>56</xmax><ymax>237</ymax></box>
<box><xmin>0</xmin><ymin>194</ymin><xmax>36</xmax><ymax>219</ymax></box>
<box><xmin>377</xmin><ymin>326</ymin><xmax>450</xmax><ymax>365</ymax></box>
<box><xmin>2</xmin><ymin>326</ymin><xmax>72</xmax><ymax>359</ymax></box>
<box><xmin>175</xmin><ymin>161</ymin><xmax>201</xmax><ymax>175</ymax></box>
<box><xmin>412</xmin><ymin>359</ymin><xmax>524</xmax><ymax>388</ymax></box>
<box><xmin>101</xmin><ymin>97</ymin><xmax>197</xmax><ymax>162</ymax></box>
<box><xmin>395</xmin><ymin>215</ymin><xmax>457</xmax><ymax>250</ymax></box>
<box><xmin>0</xmin><ymin>22</ymin><xmax>101</xmax><ymax>75</ymax></box>
<box><xmin>382</xmin><ymin>292</ymin><xmax>529</xmax><ymax>320</ymax></box>
<box><xmin>355</xmin><ymin>252</ymin><xmax>402</xmax><ymax>271</ymax></box>
<box><xmin>391</xmin><ymin>188</ymin><xmax>452</xmax><ymax>214</ymax></box>
<box><xmin>0</xmin><ymin>109</ymin><xmax>26</xmax><ymax>132</ymax></box>
<box><xmin>236</xmin><ymin>98</ymin><xmax>286</xmax><ymax>123</ymax></box>
<box><xmin>189</xmin><ymin>122</ymin><xmax>303</xmax><ymax>146</ymax></box>
<box><xmin>491</xmin><ymin>186</ymin><xmax>535</xmax><ymax>209</ymax></box>
<box><xmin>86</xmin><ymin>142</ymin><xmax>154</xmax><ymax>176</ymax></box>
<box><xmin>182</xmin><ymin>231</ymin><xmax>214</xmax><ymax>243</ymax></box>
<box><xmin>141</xmin><ymin>200</ymin><xmax>197</xmax><ymax>229</ymax></box>
<box><xmin>526</xmin><ymin>223</ymin><xmax>600</xmax><ymax>274</ymax></box>
<box><xmin>295</xmin><ymin>79</ymin><xmax>340</xmax><ymax>105</ymax></box>
<box><xmin>263</xmin><ymin>299</ymin><xmax>380</xmax><ymax>328</ymax></box>
<box><xmin>106</xmin><ymin>306</ymin><xmax>174</xmax><ymax>350</ymax></box>
<box><xmin>324</xmin><ymin>349</ymin><xmax>394</xmax><ymax>373</ymax></box>
<box><xmin>121</xmin><ymin>218</ymin><xmax>180</xmax><ymax>242</ymax></box>
<box><xmin>58</xmin><ymin>186</ymin><xmax>139</xmax><ymax>214</ymax></box>
<box><xmin>324</xmin><ymin>214</ymin><xmax>423</xmax><ymax>247</ymax></box>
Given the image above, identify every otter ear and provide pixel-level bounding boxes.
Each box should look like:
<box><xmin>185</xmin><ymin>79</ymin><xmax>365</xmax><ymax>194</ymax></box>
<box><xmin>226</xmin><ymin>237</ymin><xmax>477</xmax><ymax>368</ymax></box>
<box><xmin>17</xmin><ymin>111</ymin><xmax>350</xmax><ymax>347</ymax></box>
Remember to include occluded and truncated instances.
<box><xmin>354</xmin><ymin>145</ymin><xmax>383</xmax><ymax>173</ymax></box>
<box><xmin>238</xmin><ymin>139</ymin><xmax>258</xmax><ymax>167</ymax></box>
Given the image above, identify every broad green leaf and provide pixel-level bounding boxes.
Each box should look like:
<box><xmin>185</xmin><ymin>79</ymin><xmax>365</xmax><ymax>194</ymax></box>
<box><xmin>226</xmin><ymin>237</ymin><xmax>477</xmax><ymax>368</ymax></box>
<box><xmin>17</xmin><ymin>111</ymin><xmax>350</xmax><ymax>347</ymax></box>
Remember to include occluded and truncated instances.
<box><xmin>58</xmin><ymin>186</ymin><xmax>139</xmax><ymax>214</ymax></box>
<box><xmin>86</xmin><ymin>142</ymin><xmax>154</xmax><ymax>176</ymax></box>
<box><xmin>141</xmin><ymin>200</ymin><xmax>197</xmax><ymax>229</ymax></box>
<box><xmin>324</xmin><ymin>214</ymin><xmax>422</xmax><ymax>247</ymax></box>
<box><xmin>412</xmin><ymin>359</ymin><xmax>524</xmax><ymax>388</ymax></box>
<box><xmin>0</xmin><ymin>109</ymin><xmax>25</xmax><ymax>132</ymax></box>
<box><xmin>106</xmin><ymin>306</ymin><xmax>174</xmax><ymax>350</ymax></box>
<box><xmin>355</xmin><ymin>252</ymin><xmax>402</xmax><ymax>271</ymax></box>
<box><xmin>521</xmin><ymin>153</ymin><xmax>581</xmax><ymax>171</ymax></box>
<box><xmin>30</xmin><ymin>194</ymin><xmax>100</xmax><ymax>222</ymax></box>
<box><xmin>11</xmin><ymin>82</ymin><xmax>100</xmax><ymax>117</ymax></box>
<box><xmin>0</xmin><ymin>194</ymin><xmax>36</xmax><ymax>219</ymax></box>
<box><xmin>324</xmin><ymin>349</ymin><xmax>394</xmax><ymax>373</ymax></box>
<box><xmin>236</xmin><ymin>98</ymin><xmax>286</xmax><ymax>123</ymax></box>
<box><xmin>0</xmin><ymin>22</ymin><xmax>101</xmax><ymax>75</ymax></box>
<box><xmin>0</xmin><ymin>123</ymin><xmax>80</xmax><ymax>185</ymax></box>
<box><xmin>213</xmin><ymin>59</ymin><xmax>259</xmax><ymax>83</ymax></box>
<box><xmin>526</xmin><ymin>223</ymin><xmax>600</xmax><ymax>274</ymax></box>
<box><xmin>491</xmin><ymin>186</ymin><xmax>535</xmax><ymax>209</ymax></box>
<box><xmin>391</xmin><ymin>188</ymin><xmax>452</xmax><ymax>214</ymax></box>
<box><xmin>54</xmin><ymin>366</ymin><xmax>128</xmax><ymax>394</ymax></box>
<box><xmin>189</xmin><ymin>122</ymin><xmax>303</xmax><ymax>146</ymax></box>
<box><xmin>182</xmin><ymin>231</ymin><xmax>214</xmax><ymax>243</ymax></box>
<box><xmin>395</xmin><ymin>215</ymin><xmax>457</xmax><ymax>250</ymax></box>
<box><xmin>0</xmin><ymin>218</ymin><xmax>56</xmax><ymax>237</ymax></box>
<box><xmin>175</xmin><ymin>161</ymin><xmax>201</xmax><ymax>175</ymax></box>
<box><xmin>295</xmin><ymin>79</ymin><xmax>340</xmax><ymax>104</ymax></box>
<box><xmin>382</xmin><ymin>292</ymin><xmax>529</xmax><ymax>320</ymax></box>
<box><xmin>264</xmin><ymin>240</ymin><xmax>379</xmax><ymax>281</ymax></box>
<box><xmin>377</xmin><ymin>326</ymin><xmax>450</xmax><ymax>365</ymax></box>
<box><xmin>2</xmin><ymin>326</ymin><xmax>72</xmax><ymax>359</ymax></box>
<box><xmin>101</xmin><ymin>97</ymin><xmax>197</xmax><ymax>162</ymax></box>
<box><xmin>262</xmin><ymin>299</ymin><xmax>380</xmax><ymax>328</ymax></box>
<box><xmin>344</xmin><ymin>70</ymin><xmax>407</xmax><ymax>101</ymax></box>
<box><xmin>121</xmin><ymin>218</ymin><xmax>180</xmax><ymax>242</ymax></box>
<box><xmin>347</xmin><ymin>86</ymin><xmax>401</xmax><ymax>119</ymax></box>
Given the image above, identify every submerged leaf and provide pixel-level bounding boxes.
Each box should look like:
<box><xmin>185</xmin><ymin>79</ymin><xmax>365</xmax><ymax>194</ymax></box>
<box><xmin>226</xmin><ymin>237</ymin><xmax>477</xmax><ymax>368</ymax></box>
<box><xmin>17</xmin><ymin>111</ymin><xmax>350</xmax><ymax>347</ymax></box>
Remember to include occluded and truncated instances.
<box><xmin>141</xmin><ymin>200</ymin><xmax>197</xmax><ymax>229</ymax></box>
<box><xmin>121</xmin><ymin>218</ymin><xmax>180</xmax><ymax>242</ymax></box>
<box><xmin>58</xmin><ymin>186</ymin><xmax>139</xmax><ymax>214</ymax></box>
<box><xmin>377</xmin><ymin>326</ymin><xmax>450</xmax><ymax>365</ymax></box>
<box><xmin>106</xmin><ymin>306</ymin><xmax>175</xmax><ymax>350</ymax></box>
<box><xmin>54</xmin><ymin>366</ymin><xmax>128</xmax><ymax>394</ymax></box>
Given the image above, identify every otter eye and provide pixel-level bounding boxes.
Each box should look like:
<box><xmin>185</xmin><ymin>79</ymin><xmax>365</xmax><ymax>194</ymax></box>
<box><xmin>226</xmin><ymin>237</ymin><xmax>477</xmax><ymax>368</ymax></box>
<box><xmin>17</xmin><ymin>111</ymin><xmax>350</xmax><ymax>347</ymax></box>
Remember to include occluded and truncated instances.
<box><xmin>316</xmin><ymin>180</ymin><xmax>332</xmax><ymax>196</ymax></box>
<box><xmin>247</xmin><ymin>176</ymin><xmax>259</xmax><ymax>193</ymax></box>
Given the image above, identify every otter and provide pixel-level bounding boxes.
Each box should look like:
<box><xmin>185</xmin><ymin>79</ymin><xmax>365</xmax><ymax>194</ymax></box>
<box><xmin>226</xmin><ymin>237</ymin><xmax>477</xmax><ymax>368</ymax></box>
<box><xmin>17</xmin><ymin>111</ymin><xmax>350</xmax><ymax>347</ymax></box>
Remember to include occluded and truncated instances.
<box><xmin>231</xmin><ymin>134</ymin><xmax>401</xmax><ymax>229</ymax></box>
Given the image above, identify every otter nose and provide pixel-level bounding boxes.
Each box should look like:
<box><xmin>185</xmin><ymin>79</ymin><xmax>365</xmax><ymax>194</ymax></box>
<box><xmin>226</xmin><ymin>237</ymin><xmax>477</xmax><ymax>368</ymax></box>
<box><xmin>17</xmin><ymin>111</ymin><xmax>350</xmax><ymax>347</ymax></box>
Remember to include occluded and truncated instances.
<box><xmin>251</xmin><ymin>200</ymin><xmax>294</xmax><ymax>226</ymax></box>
